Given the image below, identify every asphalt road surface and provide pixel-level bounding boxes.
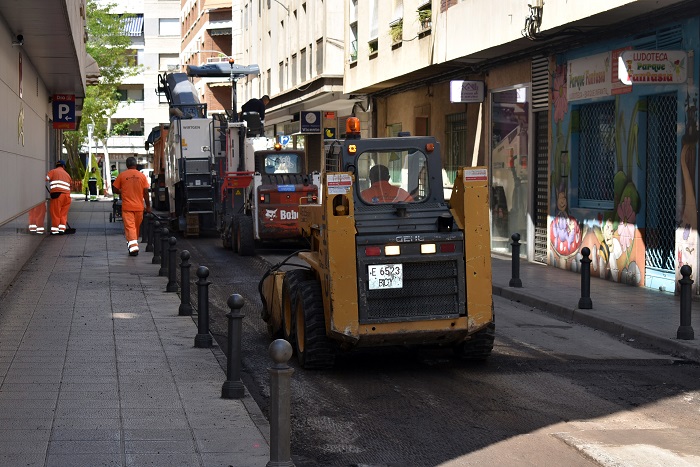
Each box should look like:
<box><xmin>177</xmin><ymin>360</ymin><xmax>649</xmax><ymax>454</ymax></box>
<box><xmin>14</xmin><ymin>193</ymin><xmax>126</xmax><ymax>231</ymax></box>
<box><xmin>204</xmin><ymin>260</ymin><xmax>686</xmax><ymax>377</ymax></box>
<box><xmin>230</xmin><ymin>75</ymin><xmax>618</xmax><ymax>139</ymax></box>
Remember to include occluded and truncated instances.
<box><xmin>173</xmin><ymin>233</ymin><xmax>700</xmax><ymax>467</ymax></box>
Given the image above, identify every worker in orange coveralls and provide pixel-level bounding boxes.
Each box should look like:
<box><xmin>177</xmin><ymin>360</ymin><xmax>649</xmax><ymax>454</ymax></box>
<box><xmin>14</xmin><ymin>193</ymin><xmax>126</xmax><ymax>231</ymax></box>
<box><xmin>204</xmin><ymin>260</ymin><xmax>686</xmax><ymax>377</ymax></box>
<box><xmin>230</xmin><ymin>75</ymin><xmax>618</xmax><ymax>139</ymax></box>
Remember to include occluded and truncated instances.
<box><xmin>112</xmin><ymin>156</ymin><xmax>151</xmax><ymax>256</ymax></box>
<box><xmin>45</xmin><ymin>160</ymin><xmax>72</xmax><ymax>234</ymax></box>
<box><xmin>27</xmin><ymin>202</ymin><xmax>47</xmax><ymax>234</ymax></box>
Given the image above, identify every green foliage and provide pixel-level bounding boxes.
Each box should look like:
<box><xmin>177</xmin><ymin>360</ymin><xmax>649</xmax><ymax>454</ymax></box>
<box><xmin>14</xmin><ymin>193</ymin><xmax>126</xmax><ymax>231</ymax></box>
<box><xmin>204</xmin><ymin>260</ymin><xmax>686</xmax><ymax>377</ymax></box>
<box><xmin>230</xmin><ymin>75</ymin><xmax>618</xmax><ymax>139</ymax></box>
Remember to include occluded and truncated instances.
<box><xmin>62</xmin><ymin>0</ymin><xmax>140</xmax><ymax>178</ymax></box>
<box><xmin>418</xmin><ymin>8</ymin><xmax>431</xmax><ymax>26</ymax></box>
<box><xmin>390</xmin><ymin>19</ymin><xmax>403</xmax><ymax>43</ymax></box>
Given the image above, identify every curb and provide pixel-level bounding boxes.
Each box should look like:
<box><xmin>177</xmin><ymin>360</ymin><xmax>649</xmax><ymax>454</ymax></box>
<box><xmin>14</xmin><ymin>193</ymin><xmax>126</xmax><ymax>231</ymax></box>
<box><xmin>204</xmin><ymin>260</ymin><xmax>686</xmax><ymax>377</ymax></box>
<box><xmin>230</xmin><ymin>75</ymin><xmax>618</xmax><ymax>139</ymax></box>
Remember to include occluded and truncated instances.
<box><xmin>493</xmin><ymin>285</ymin><xmax>700</xmax><ymax>363</ymax></box>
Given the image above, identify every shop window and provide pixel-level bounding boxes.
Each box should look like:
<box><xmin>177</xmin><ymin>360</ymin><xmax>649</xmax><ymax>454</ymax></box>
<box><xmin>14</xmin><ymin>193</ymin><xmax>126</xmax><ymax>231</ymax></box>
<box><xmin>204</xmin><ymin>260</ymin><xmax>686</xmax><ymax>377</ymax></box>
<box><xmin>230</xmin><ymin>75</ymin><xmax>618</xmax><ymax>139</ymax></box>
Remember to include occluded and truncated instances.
<box><xmin>577</xmin><ymin>101</ymin><xmax>615</xmax><ymax>208</ymax></box>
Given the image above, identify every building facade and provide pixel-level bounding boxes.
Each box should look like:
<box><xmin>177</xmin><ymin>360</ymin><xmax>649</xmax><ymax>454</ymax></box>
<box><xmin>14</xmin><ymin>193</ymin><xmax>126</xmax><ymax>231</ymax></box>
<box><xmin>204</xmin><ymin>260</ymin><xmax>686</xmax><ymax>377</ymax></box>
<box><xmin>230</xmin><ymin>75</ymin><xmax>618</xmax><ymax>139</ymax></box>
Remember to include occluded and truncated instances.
<box><xmin>180</xmin><ymin>0</ymin><xmax>233</xmax><ymax>116</ymax></box>
<box><xmin>342</xmin><ymin>0</ymin><xmax>699</xmax><ymax>295</ymax></box>
<box><xmin>104</xmin><ymin>0</ymin><xmax>180</xmax><ymax>171</ymax></box>
<box><xmin>0</xmin><ymin>0</ymin><xmax>88</xmax><ymax>293</ymax></box>
<box><xmin>237</xmin><ymin>0</ymin><xmax>363</xmax><ymax>172</ymax></box>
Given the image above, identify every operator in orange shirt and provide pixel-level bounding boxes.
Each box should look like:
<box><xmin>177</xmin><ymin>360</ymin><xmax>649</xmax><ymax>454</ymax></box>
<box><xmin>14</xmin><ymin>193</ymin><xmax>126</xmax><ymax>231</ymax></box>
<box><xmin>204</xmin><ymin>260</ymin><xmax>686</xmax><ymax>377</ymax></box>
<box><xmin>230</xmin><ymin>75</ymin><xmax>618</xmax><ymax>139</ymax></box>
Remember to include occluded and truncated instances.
<box><xmin>360</xmin><ymin>164</ymin><xmax>413</xmax><ymax>204</ymax></box>
<box><xmin>45</xmin><ymin>160</ymin><xmax>73</xmax><ymax>234</ymax></box>
<box><xmin>112</xmin><ymin>156</ymin><xmax>151</xmax><ymax>256</ymax></box>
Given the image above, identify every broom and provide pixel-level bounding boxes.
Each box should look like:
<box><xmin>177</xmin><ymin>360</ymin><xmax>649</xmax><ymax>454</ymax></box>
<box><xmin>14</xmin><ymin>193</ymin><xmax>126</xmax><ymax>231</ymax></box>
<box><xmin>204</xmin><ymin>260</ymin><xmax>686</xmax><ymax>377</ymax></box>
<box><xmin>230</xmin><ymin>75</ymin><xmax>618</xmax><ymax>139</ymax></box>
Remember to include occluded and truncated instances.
<box><xmin>45</xmin><ymin>186</ymin><xmax>76</xmax><ymax>234</ymax></box>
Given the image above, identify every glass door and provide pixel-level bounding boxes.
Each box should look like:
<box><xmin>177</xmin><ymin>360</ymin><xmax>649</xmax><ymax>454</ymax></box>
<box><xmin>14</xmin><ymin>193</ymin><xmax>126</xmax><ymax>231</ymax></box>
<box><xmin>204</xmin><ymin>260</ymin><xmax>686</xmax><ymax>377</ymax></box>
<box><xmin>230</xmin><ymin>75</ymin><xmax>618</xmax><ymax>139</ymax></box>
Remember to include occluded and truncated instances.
<box><xmin>490</xmin><ymin>85</ymin><xmax>530</xmax><ymax>255</ymax></box>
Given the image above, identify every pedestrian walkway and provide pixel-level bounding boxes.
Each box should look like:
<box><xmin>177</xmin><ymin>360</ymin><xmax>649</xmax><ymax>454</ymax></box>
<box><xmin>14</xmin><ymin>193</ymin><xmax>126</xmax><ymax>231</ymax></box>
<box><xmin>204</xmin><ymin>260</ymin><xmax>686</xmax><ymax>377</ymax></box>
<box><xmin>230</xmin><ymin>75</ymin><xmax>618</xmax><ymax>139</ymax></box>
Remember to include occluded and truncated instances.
<box><xmin>0</xmin><ymin>196</ymin><xmax>269</xmax><ymax>467</ymax></box>
<box><xmin>491</xmin><ymin>254</ymin><xmax>700</xmax><ymax>363</ymax></box>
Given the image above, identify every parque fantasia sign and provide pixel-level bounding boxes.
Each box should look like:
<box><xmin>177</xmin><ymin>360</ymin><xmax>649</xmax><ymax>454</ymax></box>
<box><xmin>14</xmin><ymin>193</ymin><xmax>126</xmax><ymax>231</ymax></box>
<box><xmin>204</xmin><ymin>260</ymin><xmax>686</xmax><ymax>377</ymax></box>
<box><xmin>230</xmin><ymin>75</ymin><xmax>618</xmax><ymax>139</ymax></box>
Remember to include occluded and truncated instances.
<box><xmin>618</xmin><ymin>50</ymin><xmax>687</xmax><ymax>85</ymax></box>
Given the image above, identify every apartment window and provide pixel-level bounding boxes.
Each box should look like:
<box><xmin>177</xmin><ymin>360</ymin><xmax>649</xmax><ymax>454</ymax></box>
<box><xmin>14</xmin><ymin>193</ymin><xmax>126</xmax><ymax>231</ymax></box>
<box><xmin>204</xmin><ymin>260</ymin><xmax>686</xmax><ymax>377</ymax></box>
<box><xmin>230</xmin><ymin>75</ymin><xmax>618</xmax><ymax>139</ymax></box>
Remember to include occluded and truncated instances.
<box><xmin>244</xmin><ymin>4</ymin><xmax>249</xmax><ymax>30</ymax></box>
<box><xmin>316</xmin><ymin>39</ymin><xmax>323</xmax><ymax>74</ymax></box>
<box><xmin>291</xmin><ymin>54</ymin><xmax>297</xmax><ymax>87</ymax></box>
<box><xmin>159</xmin><ymin>18</ymin><xmax>179</xmax><ymax>36</ymax></box>
<box><xmin>577</xmin><ymin>101</ymin><xmax>616</xmax><ymax>208</ymax></box>
<box><xmin>124</xmin><ymin>49</ymin><xmax>139</xmax><ymax>67</ymax></box>
<box><xmin>278</xmin><ymin>61</ymin><xmax>284</xmax><ymax>92</ymax></box>
<box><xmin>117</xmin><ymin>86</ymin><xmax>144</xmax><ymax>102</ymax></box>
<box><xmin>300</xmin><ymin>48</ymin><xmax>306</xmax><ymax>82</ymax></box>
<box><xmin>369</xmin><ymin>0</ymin><xmax>378</xmax><ymax>40</ymax></box>
<box><xmin>266</xmin><ymin>69</ymin><xmax>271</xmax><ymax>96</ymax></box>
<box><xmin>349</xmin><ymin>0</ymin><xmax>358</xmax><ymax>62</ymax></box>
<box><xmin>159</xmin><ymin>53</ymin><xmax>179</xmax><ymax>72</ymax></box>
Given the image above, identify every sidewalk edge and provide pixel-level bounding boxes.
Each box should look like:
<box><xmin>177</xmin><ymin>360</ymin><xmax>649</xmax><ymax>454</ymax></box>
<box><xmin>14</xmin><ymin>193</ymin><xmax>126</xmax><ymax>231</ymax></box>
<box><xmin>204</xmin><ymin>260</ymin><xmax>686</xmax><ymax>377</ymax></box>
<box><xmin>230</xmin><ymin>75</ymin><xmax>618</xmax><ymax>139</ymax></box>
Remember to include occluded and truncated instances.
<box><xmin>493</xmin><ymin>285</ymin><xmax>700</xmax><ymax>363</ymax></box>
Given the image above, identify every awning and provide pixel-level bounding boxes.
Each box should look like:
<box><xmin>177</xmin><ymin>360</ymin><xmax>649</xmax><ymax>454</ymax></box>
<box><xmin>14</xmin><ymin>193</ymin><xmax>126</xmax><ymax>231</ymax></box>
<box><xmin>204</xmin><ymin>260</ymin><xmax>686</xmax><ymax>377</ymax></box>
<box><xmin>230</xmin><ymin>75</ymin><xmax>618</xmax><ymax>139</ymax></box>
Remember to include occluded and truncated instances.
<box><xmin>210</xmin><ymin>28</ymin><xmax>232</xmax><ymax>36</ymax></box>
<box><xmin>123</xmin><ymin>14</ymin><xmax>144</xmax><ymax>37</ymax></box>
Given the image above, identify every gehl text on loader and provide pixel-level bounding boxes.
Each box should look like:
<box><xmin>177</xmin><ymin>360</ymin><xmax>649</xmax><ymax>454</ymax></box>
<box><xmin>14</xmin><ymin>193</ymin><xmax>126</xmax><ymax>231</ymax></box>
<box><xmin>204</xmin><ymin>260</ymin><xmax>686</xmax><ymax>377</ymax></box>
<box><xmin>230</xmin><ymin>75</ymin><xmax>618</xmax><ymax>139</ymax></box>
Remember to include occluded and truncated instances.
<box><xmin>156</xmin><ymin>61</ymin><xmax>320</xmax><ymax>254</ymax></box>
<box><xmin>260</xmin><ymin>118</ymin><xmax>495</xmax><ymax>369</ymax></box>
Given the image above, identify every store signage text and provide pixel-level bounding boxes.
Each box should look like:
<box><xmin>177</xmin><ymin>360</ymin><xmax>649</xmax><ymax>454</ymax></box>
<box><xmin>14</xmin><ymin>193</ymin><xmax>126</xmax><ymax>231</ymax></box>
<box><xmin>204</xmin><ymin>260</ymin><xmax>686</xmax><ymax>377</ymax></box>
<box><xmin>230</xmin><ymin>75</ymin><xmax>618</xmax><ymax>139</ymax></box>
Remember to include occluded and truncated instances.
<box><xmin>618</xmin><ymin>50</ymin><xmax>687</xmax><ymax>85</ymax></box>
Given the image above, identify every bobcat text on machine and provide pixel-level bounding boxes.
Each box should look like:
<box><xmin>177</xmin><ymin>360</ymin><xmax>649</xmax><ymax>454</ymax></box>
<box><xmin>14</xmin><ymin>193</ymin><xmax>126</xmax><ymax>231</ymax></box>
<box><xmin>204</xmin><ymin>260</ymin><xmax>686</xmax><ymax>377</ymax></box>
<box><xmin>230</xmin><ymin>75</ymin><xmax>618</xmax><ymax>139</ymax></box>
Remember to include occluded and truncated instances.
<box><xmin>158</xmin><ymin>62</ymin><xmax>321</xmax><ymax>250</ymax></box>
<box><xmin>259</xmin><ymin>118</ymin><xmax>495</xmax><ymax>369</ymax></box>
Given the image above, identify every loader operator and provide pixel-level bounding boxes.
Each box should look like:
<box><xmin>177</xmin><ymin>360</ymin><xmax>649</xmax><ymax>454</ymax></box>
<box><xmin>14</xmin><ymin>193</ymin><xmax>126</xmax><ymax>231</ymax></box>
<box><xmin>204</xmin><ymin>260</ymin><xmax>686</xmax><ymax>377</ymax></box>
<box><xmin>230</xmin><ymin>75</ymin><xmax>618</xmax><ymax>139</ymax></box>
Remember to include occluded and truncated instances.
<box><xmin>361</xmin><ymin>164</ymin><xmax>413</xmax><ymax>204</ymax></box>
<box><xmin>112</xmin><ymin>156</ymin><xmax>151</xmax><ymax>256</ymax></box>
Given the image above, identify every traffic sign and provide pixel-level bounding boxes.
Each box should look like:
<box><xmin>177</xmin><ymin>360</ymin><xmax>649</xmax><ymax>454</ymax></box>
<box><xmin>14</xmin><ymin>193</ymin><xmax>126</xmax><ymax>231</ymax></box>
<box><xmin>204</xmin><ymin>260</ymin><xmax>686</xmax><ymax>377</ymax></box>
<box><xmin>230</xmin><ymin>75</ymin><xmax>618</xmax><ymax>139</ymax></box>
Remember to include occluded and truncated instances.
<box><xmin>53</xmin><ymin>94</ymin><xmax>76</xmax><ymax>130</ymax></box>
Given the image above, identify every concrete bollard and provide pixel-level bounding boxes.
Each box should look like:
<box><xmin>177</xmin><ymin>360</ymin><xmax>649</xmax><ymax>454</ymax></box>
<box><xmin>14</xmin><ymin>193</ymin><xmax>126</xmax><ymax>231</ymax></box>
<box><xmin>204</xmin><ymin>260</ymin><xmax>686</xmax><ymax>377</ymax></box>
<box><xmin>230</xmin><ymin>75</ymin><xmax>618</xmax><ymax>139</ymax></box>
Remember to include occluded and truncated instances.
<box><xmin>159</xmin><ymin>227</ymin><xmax>169</xmax><ymax>277</ymax></box>
<box><xmin>509</xmin><ymin>233</ymin><xmax>522</xmax><ymax>288</ymax></box>
<box><xmin>222</xmin><ymin>294</ymin><xmax>245</xmax><ymax>399</ymax></box>
<box><xmin>677</xmin><ymin>265</ymin><xmax>694</xmax><ymax>340</ymax></box>
<box><xmin>578</xmin><ymin>247</ymin><xmax>593</xmax><ymax>309</ymax></box>
<box><xmin>145</xmin><ymin>214</ymin><xmax>154</xmax><ymax>252</ymax></box>
<box><xmin>179</xmin><ymin>250</ymin><xmax>193</xmax><ymax>316</ymax></box>
<box><xmin>267</xmin><ymin>339</ymin><xmax>295</xmax><ymax>467</ymax></box>
<box><xmin>152</xmin><ymin>221</ymin><xmax>162</xmax><ymax>264</ymax></box>
<box><xmin>166</xmin><ymin>237</ymin><xmax>178</xmax><ymax>293</ymax></box>
<box><xmin>194</xmin><ymin>266</ymin><xmax>213</xmax><ymax>348</ymax></box>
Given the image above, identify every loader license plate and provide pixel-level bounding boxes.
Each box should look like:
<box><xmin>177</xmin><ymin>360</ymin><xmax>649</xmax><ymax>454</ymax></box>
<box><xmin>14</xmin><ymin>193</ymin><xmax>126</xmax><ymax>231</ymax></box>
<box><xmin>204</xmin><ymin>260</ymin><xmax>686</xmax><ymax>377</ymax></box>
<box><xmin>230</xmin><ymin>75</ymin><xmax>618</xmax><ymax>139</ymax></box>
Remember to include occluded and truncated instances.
<box><xmin>368</xmin><ymin>264</ymin><xmax>403</xmax><ymax>290</ymax></box>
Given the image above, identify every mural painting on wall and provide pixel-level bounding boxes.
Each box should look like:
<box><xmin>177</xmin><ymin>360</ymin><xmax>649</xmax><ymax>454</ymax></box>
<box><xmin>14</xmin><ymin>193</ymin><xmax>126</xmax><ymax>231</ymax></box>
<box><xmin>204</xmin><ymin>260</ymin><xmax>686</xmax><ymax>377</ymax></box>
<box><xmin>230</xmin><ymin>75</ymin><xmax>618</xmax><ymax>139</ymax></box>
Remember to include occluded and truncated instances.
<box><xmin>549</xmin><ymin>62</ymin><xmax>643</xmax><ymax>285</ymax></box>
<box><xmin>676</xmin><ymin>92</ymin><xmax>699</xmax><ymax>289</ymax></box>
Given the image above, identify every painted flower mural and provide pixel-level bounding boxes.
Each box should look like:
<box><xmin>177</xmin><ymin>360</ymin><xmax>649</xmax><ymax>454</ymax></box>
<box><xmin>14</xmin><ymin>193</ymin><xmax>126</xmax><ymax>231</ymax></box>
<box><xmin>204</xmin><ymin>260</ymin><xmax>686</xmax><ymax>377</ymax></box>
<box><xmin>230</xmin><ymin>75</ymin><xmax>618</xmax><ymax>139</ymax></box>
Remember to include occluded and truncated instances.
<box><xmin>552</xmin><ymin>64</ymin><xmax>568</xmax><ymax>123</ymax></box>
<box><xmin>616</xmin><ymin>197</ymin><xmax>636</xmax><ymax>252</ymax></box>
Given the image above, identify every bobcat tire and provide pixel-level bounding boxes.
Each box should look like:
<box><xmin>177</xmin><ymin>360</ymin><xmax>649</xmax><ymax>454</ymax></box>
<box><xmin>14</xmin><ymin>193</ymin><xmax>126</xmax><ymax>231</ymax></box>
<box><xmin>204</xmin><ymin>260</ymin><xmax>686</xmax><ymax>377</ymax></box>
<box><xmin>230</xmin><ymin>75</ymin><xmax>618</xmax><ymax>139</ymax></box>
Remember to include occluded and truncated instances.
<box><xmin>221</xmin><ymin>222</ymin><xmax>232</xmax><ymax>249</ymax></box>
<box><xmin>236</xmin><ymin>216</ymin><xmax>255</xmax><ymax>256</ymax></box>
<box><xmin>281</xmin><ymin>269</ymin><xmax>313</xmax><ymax>345</ymax></box>
<box><xmin>294</xmin><ymin>280</ymin><xmax>335</xmax><ymax>369</ymax></box>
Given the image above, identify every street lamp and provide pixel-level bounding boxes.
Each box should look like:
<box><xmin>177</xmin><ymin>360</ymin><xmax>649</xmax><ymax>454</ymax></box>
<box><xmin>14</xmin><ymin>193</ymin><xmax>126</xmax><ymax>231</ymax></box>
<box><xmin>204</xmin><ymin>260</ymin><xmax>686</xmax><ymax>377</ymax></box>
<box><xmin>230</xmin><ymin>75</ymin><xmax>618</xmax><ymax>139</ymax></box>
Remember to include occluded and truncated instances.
<box><xmin>87</xmin><ymin>123</ymin><xmax>94</xmax><ymax>172</ymax></box>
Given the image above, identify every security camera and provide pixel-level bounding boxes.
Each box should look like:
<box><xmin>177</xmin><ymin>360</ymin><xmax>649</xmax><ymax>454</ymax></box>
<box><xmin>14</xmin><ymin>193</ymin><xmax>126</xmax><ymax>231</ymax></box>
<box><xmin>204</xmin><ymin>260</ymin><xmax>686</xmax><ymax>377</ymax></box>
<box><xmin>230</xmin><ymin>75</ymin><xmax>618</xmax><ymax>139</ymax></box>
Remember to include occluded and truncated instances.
<box><xmin>12</xmin><ymin>34</ymin><xmax>23</xmax><ymax>46</ymax></box>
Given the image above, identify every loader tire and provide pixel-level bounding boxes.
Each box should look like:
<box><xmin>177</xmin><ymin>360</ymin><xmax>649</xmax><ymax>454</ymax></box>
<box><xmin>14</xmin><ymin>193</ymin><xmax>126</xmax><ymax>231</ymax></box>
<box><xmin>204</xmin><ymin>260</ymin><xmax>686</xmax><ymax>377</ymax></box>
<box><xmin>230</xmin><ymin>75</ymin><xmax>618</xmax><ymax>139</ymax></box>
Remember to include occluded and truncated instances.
<box><xmin>231</xmin><ymin>216</ymin><xmax>240</xmax><ymax>253</ymax></box>
<box><xmin>221</xmin><ymin>222</ymin><xmax>232</xmax><ymax>249</ymax></box>
<box><xmin>294</xmin><ymin>280</ymin><xmax>335</xmax><ymax>369</ymax></box>
<box><xmin>281</xmin><ymin>269</ymin><xmax>313</xmax><ymax>345</ymax></box>
<box><xmin>237</xmin><ymin>216</ymin><xmax>255</xmax><ymax>256</ymax></box>
<box><xmin>453</xmin><ymin>321</ymin><xmax>495</xmax><ymax>361</ymax></box>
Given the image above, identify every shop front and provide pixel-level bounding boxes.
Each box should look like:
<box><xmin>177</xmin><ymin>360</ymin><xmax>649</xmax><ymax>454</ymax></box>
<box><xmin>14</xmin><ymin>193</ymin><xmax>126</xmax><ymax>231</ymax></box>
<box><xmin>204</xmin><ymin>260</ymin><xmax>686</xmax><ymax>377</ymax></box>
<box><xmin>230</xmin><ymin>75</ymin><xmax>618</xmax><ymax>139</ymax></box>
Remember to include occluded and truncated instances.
<box><xmin>549</xmin><ymin>17</ymin><xmax>699</xmax><ymax>293</ymax></box>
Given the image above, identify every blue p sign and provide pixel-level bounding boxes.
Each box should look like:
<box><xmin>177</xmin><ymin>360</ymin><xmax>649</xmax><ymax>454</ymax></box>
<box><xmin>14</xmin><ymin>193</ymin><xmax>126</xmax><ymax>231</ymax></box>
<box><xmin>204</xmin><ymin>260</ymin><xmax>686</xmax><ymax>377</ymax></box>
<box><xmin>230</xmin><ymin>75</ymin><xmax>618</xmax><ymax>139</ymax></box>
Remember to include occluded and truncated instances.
<box><xmin>53</xmin><ymin>94</ymin><xmax>76</xmax><ymax>130</ymax></box>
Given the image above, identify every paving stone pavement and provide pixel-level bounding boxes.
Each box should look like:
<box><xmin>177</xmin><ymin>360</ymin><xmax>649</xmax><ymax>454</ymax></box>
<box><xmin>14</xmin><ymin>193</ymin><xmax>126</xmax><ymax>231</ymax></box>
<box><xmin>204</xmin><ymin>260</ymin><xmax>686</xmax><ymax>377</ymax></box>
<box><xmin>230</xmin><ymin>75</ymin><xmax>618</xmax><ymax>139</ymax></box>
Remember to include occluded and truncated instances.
<box><xmin>0</xmin><ymin>196</ymin><xmax>270</xmax><ymax>467</ymax></box>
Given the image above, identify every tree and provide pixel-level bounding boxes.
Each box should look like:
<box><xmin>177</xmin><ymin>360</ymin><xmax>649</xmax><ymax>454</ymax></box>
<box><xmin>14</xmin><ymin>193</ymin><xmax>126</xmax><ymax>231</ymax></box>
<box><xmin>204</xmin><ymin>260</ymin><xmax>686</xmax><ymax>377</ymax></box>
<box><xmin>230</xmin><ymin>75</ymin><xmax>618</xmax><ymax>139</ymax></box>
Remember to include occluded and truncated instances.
<box><xmin>62</xmin><ymin>0</ymin><xmax>140</xmax><ymax>180</ymax></box>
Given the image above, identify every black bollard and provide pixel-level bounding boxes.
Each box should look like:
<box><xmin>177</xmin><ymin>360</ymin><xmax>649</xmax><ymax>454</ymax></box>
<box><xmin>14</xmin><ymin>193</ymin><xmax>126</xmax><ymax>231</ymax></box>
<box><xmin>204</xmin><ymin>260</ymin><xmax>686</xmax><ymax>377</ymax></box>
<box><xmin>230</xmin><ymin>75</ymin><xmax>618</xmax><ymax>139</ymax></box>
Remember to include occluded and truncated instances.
<box><xmin>578</xmin><ymin>247</ymin><xmax>593</xmax><ymax>309</ymax></box>
<box><xmin>159</xmin><ymin>227</ymin><xmax>169</xmax><ymax>277</ymax></box>
<box><xmin>222</xmin><ymin>294</ymin><xmax>245</xmax><ymax>399</ymax></box>
<box><xmin>509</xmin><ymin>233</ymin><xmax>522</xmax><ymax>288</ymax></box>
<box><xmin>268</xmin><ymin>339</ymin><xmax>294</xmax><ymax>467</ymax></box>
<box><xmin>677</xmin><ymin>265</ymin><xmax>694</xmax><ymax>340</ymax></box>
<box><xmin>194</xmin><ymin>266</ymin><xmax>213</xmax><ymax>348</ymax></box>
<box><xmin>146</xmin><ymin>214</ymin><xmax>154</xmax><ymax>252</ymax></box>
<box><xmin>166</xmin><ymin>237</ymin><xmax>178</xmax><ymax>293</ymax></box>
<box><xmin>178</xmin><ymin>250</ymin><xmax>193</xmax><ymax>316</ymax></box>
<box><xmin>152</xmin><ymin>221</ymin><xmax>162</xmax><ymax>264</ymax></box>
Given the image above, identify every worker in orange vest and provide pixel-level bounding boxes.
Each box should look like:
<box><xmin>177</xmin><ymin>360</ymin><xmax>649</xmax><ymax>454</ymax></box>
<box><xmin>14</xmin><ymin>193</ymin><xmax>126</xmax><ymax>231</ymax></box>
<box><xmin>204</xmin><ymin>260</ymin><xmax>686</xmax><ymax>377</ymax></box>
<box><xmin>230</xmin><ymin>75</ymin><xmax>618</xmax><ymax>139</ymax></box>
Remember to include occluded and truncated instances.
<box><xmin>45</xmin><ymin>160</ymin><xmax>73</xmax><ymax>234</ymax></box>
<box><xmin>112</xmin><ymin>156</ymin><xmax>151</xmax><ymax>256</ymax></box>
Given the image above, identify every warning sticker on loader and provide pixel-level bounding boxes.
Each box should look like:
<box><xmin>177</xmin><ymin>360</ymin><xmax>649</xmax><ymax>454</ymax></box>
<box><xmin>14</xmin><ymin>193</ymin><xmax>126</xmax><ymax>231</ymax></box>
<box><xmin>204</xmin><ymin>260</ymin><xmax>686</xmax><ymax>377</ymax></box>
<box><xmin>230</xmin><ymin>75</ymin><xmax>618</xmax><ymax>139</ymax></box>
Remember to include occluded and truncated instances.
<box><xmin>327</xmin><ymin>174</ymin><xmax>352</xmax><ymax>195</ymax></box>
